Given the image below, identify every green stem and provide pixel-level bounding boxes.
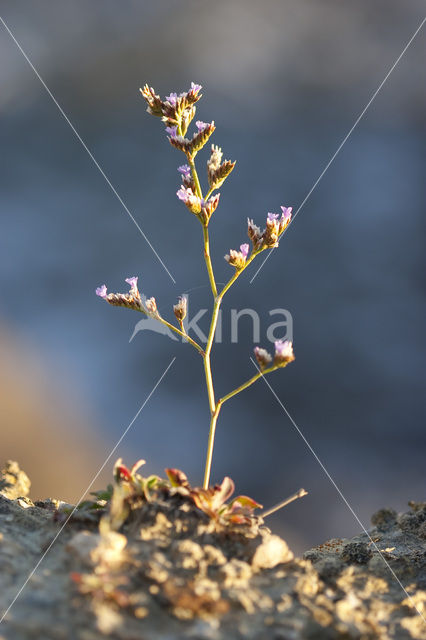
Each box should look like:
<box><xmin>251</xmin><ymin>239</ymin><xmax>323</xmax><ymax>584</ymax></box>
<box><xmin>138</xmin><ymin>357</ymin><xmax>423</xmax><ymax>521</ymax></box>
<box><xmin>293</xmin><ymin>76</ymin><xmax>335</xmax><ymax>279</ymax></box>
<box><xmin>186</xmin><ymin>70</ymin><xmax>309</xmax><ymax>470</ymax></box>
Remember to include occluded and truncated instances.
<box><xmin>156</xmin><ymin>316</ymin><xmax>204</xmax><ymax>356</ymax></box>
<box><xmin>205</xmin><ymin>185</ymin><xmax>215</xmax><ymax>201</ymax></box>
<box><xmin>220</xmin><ymin>365</ymin><xmax>277</xmax><ymax>405</ymax></box>
<box><xmin>188</xmin><ymin>156</ymin><xmax>202</xmax><ymax>199</ymax></box>
<box><xmin>202</xmin><ymin>253</ymin><xmax>259</xmax><ymax>487</ymax></box>
<box><xmin>202</xmin><ymin>365</ymin><xmax>278</xmax><ymax>489</ymax></box>
<box><xmin>203</xmin><ymin>402</ymin><xmax>222</xmax><ymax>489</ymax></box>
<box><xmin>202</xmin><ymin>225</ymin><xmax>217</xmax><ymax>299</ymax></box>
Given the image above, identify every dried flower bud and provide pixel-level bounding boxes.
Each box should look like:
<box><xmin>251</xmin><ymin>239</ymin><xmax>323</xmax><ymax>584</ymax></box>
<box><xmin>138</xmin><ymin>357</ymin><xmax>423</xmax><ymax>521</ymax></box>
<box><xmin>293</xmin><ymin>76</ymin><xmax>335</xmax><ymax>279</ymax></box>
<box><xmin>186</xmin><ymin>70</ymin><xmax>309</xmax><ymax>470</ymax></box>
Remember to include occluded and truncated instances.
<box><xmin>225</xmin><ymin>243</ymin><xmax>250</xmax><ymax>270</ymax></box>
<box><xmin>187</xmin><ymin>82</ymin><xmax>202</xmax><ymax>102</ymax></box>
<box><xmin>145</xmin><ymin>297</ymin><xmax>158</xmax><ymax>317</ymax></box>
<box><xmin>173</xmin><ymin>296</ymin><xmax>187</xmax><ymax>321</ymax></box>
<box><xmin>177</xmin><ymin>164</ymin><xmax>195</xmax><ymax>190</ymax></box>
<box><xmin>187</xmin><ymin>121</ymin><xmax>215</xmax><ymax>156</ymax></box>
<box><xmin>207</xmin><ymin>144</ymin><xmax>223</xmax><ymax>175</ymax></box>
<box><xmin>247</xmin><ymin>218</ymin><xmax>263</xmax><ymax>251</ymax></box>
<box><xmin>140</xmin><ymin>85</ymin><xmax>163</xmax><ymax>117</ymax></box>
<box><xmin>274</xmin><ymin>340</ymin><xmax>295</xmax><ymax>367</ymax></box>
<box><xmin>208</xmin><ymin>158</ymin><xmax>236</xmax><ymax>190</ymax></box>
<box><xmin>254</xmin><ymin>346</ymin><xmax>273</xmax><ymax>370</ymax></box>
<box><xmin>200</xmin><ymin>193</ymin><xmax>220</xmax><ymax>223</ymax></box>
<box><xmin>181</xmin><ymin>105</ymin><xmax>196</xmax><ymax>136</ymax></box>
<box><xmin>95</xmin><ymin>277</ymin><xmax>144</xmax><ymax>312</ymax></box>
<box><xmin>177</xmin><ymin>186</ymin><xmax>202</xmax><ymax>214</ymax></box>
<box><xmin>165</xmin><ymin>126</ymin><xmax>190</xmax><ymax>153</ymax></box>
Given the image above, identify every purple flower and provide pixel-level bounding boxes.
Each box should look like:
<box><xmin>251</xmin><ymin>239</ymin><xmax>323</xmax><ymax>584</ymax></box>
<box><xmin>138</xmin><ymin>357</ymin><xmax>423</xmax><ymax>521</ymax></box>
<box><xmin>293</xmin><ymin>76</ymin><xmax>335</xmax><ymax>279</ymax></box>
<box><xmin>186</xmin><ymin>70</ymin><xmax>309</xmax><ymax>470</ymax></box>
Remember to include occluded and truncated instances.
<box><xmin>165</xmin><ymin>92</ymin><xmax>178</xmax><ymax>107</ymax></box>
<box><xmin>166</xmin><ymin>125</ymin><xmax>178</xmax><ymax>138</ymax></box>
<box><xmin>177</xmin><ymin>187</ymin><xmax>191</xmax><ymax>202</ymax></box>
<box><xmin>96</xmin><ymin>284</ymin><xmax>107</xmax><ymax>299</ymax></box>
<box><xmin>178</xmin><ymin>164</ymin><xmax>191</xmax><ymax>177</ymax></box>
<box><xmin>274</xmin><ymin>340</ymin><xmax>295</xmax><ymax>366</ymax></box>
<box><xmin>240</xmin><ymin>243</ymin><xmax>250</xmax><ymax>258</ymax></box>
<box><xmin>190</xmin><ymin>82</ymin><xmax>202</xmax><ymax>93</ymax></box>
<box><xmin>177</xmin><ymin>186</ymin><xmax>202</xmax><ymax>214</ymax></box>
<box><xmin>267</xmin><ymin>212</ymin><xmax>279</xmax><ymax>222</ymax></box>
<box><xmin>225</xmin><ymin>244</ymin><xmax>249</xmax><ymax>270</ymax></box>
<box><xmin>280</xmin><ymin>206</ymin><xmax>292</xmax><ymax>224</ymax></box>
<box><xmin>275</xmin><ymin>340</ymin><xmax>292</xmax><ymax>357</ymax></box>
<box><xmin>125</xmin><ymin>276</ymin><xmax>138</xmax><ymax>293</ymax></box>
<box><xmin>195</xmin><ymin>120</ymin><xmax>209</xmax><ymax>132</ymax></box>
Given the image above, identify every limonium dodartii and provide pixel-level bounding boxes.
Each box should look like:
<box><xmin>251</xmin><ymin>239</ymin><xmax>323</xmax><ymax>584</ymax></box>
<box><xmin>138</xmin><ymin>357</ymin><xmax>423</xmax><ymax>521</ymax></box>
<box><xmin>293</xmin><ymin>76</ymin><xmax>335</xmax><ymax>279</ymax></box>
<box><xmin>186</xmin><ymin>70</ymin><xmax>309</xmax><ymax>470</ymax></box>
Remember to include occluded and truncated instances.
<box><xmin>96</xmin><ymin>82</ymin><xmax>295</xmax><ymax>490</ymax></box>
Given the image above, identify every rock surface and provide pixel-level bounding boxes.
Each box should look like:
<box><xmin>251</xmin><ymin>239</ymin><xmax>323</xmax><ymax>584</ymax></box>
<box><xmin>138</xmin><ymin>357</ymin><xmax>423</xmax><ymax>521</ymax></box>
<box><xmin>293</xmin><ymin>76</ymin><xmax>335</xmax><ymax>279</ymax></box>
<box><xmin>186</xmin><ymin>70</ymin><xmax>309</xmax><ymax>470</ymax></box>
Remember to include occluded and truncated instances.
<box><xmin>0</xmin><ymin>463</ymin><xmax>425</xmax><ymax>639</ymax></box>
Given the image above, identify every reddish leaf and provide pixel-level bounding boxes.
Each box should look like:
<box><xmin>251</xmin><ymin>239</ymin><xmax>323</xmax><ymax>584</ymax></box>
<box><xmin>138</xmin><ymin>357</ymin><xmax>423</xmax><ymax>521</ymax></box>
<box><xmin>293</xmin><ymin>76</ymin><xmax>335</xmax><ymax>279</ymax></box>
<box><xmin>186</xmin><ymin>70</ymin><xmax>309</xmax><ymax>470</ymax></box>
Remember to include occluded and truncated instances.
<box><xmin>165</xmin><ymin>468</ymin><xmax>190</xmax><ymax>488</ymax></box>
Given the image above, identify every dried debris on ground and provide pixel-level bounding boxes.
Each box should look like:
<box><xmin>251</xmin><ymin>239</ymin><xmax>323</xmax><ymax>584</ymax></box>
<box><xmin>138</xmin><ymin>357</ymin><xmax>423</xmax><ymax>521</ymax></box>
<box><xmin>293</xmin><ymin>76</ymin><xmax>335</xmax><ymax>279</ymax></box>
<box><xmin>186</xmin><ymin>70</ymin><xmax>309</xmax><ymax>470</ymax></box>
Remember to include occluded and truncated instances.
<box><xmin>0</xmin><ymin>460</ymin><xmax>425</xmax><ymax>639</ymax></box>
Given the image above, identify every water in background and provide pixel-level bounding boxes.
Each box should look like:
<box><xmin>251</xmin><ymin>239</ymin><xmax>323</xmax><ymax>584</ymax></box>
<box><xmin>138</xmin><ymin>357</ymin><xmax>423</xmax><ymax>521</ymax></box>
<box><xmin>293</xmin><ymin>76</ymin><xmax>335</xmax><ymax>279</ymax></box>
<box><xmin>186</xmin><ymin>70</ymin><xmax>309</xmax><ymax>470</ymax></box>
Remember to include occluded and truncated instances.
<box><xmin>0</xmin><ymin>0</ymin><xmax>425</xmax><ymax>553</ymax></box>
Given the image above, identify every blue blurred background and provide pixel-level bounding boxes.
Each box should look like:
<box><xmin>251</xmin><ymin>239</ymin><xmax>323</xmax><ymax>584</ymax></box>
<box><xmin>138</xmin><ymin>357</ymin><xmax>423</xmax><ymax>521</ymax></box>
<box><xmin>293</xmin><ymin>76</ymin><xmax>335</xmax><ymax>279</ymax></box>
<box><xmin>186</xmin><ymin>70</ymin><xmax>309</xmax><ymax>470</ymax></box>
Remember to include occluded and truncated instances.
<box><xmin>0</xmin><ymin>0</ymin><xmax>425</xmax><ymax>553</ymax></box>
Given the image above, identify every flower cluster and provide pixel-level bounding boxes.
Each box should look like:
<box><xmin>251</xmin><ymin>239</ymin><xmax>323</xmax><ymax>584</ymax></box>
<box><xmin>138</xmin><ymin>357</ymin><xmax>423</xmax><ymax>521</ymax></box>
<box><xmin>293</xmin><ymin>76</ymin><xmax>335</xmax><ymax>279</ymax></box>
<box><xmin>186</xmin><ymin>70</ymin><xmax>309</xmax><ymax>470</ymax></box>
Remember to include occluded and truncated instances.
<box><xmin>141</xmin><ymin>82</ymin><xmax>202</xmax><ymax>133</ymax></box>
<box><xmin>254</xmin><ymin>340</ymin><xmax>295</xmax><ymax>371</ymax></box>
<box><xmin>97</xmin><ymin>82</ymin><xmax>297</xmax><ymax>495</ymax></box>
<box><xmin>95</xmin><ymin>277</ymin><xmax>144</xmax><ymax>312</ymax></box>
<box><xmin>248</xmin><ymin>206</ymin><xmax>292</xmax><ymax>252</ymax></box>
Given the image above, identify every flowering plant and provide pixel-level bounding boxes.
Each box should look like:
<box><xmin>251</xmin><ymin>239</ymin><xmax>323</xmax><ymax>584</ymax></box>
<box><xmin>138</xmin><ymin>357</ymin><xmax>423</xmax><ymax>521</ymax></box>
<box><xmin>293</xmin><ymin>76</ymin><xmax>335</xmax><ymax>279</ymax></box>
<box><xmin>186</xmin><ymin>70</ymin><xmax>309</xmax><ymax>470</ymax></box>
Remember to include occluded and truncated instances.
<box><xmin>96</xmin><ymin>82</ymin><xmax>295</xmax><ymax>491</ymax></box>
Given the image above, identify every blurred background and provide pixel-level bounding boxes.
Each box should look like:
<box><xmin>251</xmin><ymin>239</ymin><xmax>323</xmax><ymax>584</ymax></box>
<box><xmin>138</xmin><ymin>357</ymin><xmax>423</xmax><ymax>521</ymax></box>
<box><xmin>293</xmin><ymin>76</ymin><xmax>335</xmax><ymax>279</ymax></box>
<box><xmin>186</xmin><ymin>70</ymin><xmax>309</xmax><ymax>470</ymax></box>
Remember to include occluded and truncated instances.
<box><xmin>0</xmin><ymin>0</ymin><xmax>425</xmax><ymax>553</ymax></box>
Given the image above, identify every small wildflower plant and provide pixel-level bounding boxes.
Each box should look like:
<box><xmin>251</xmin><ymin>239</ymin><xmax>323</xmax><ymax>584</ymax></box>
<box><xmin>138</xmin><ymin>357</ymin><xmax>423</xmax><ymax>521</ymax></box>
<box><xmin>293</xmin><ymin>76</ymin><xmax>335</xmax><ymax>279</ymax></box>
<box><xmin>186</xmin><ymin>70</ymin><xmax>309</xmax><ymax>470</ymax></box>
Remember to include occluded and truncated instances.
<box><xmin>96</xmin><ymin>82</ymin><xmax>295</xmax><ymax>495</ymax></box>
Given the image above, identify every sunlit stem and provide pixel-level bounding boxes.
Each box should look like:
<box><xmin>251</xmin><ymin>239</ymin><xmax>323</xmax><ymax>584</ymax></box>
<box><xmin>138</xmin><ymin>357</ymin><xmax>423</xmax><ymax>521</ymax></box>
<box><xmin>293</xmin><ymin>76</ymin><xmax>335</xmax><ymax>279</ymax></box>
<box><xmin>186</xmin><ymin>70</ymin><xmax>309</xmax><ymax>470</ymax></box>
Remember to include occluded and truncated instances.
<box><xmin>261</xmin><ymin>488</ymin><xmax>308</xmax><ymax>518</ymax></box>
<box><xmin>155</xmin><ymin>315</ymin><xmax>205</xmax><ymax>356</ymax></box>
<box><xmin>188</xmin><ymin>155</ymin><xmax>202</xmax><ymax>199</ymax></box>
<box><xmin>202</xmin><ymin>252</ymin><xmax>260</xmax><ymax>488</ymax></box>
<box><xmin>203</xmin><ymin>401</ymin><xmax>222</xmax><ymax>489</ymax></box>
<box><xmin>202</xmin><ymin>225</ymin><xmax>217</xmax><ymax>299</ymax></box>
<box><xmin>205</xmin><ymin>185</ymin><xmax>215</xmax><ymax>201</ymax></box>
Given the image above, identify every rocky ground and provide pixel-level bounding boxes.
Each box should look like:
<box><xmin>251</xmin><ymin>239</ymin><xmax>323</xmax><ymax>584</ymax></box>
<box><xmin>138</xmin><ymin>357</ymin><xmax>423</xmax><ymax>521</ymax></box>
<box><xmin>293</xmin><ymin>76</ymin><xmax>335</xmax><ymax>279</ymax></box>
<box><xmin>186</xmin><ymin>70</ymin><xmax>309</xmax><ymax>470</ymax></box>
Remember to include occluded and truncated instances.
<box><xmin>0</xmin><ymin>461</ymin><xmax>425</xmax><ymax>640</ymax></box>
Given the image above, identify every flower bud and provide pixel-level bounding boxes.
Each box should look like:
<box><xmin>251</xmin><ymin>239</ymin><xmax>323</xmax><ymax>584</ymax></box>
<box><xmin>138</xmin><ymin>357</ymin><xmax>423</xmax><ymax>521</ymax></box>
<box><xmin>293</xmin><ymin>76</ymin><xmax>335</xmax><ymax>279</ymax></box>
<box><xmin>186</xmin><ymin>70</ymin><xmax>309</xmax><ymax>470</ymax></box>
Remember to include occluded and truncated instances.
<box><xmin>145</xmin><ymin>297</ymin><xmax>158</xmax><ymax>317</ymax></box>
<box><xmin>173</xmin><ymin>296</ymin><xmax>187</xmax><ymax>322</ymax></box>
<box><xmin>187</xmin><ymin>121</ymin><xmax>215</xmax><ymax>156</ymax></box>
<box><xmin>140</xmin><ymin>85</ymin><xmax>163</xmax><ymax>117</ymax></box>
<box><xmin>201</xmin><ymin>193</ymin><xmax>220</xmax><ymax>223</ymax></box>
<box><xmin>254</xmin><ymin>346</ymin><xmax>272</xmax><ymax>370</ymax></box>
<box><xmin>247</xmin><ymin>218</ymin><xmax>264</xmax><ymax>251</ymax></box>
<box><xmin>181</xmin><ymin>105</ymin><xmax>196</xmax><ymax>136</ymax></box>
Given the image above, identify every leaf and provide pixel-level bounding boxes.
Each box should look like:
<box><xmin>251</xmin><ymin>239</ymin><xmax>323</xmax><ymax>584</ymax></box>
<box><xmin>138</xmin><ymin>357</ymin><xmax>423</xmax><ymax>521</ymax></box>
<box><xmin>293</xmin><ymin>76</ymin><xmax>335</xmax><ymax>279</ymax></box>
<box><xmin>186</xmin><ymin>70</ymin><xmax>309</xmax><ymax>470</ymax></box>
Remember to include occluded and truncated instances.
<box><xmin>113</xmin><ymin>458</ymin><xmax>132</xmax><ymax>482</ymax></box>
<box><xmin>131</xmin><ymin>459</ymin><xmax>146</xmax><ymax>476</ymax></box>
<box><xmin>210</xmin><ymin>477</ymin><xmax>235</xmax><ymax>511</ymax></box>
<box><xmin>165</xmin><ymin>468</ymin><xmax>190</xmax><ymax>488</ymax></box>
<box><xmin>228</xmin><ymin>495</ymin><xmax>263</xmax><ymax>511</ymax></box>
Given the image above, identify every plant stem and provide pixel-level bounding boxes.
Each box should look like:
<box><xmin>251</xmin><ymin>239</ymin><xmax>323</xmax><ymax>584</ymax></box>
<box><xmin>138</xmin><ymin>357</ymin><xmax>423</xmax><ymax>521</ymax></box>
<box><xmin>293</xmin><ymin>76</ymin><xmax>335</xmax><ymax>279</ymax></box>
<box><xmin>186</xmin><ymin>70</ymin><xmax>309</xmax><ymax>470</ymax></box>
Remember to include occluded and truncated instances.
<box><xmin>202</xmin><ymin>225</ymin><xmax>217</xmax><ymax>299</ymax></box>
<box><xmin>188</xmin><ymin>156</ymin><xmax>202</xmax><ymax>199</ymax></box>
<box><xmin>201</xmin><ymin>253</ymin><xmax>260</xmax><ymax>487</ymax></box>
<box><xmin>220</xmin><ymin>365</ymin><xmax>277</xmax><ymax>405</ymax></box>
<box><xmin>157</xmin><ymin>316</ymin><xmax>205</xmax><ymax>356</ymax></box>
<box><xmin>203</xmin><ymin>401</ymin><xmax>222</xmax><ymax>489</ymax></box>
